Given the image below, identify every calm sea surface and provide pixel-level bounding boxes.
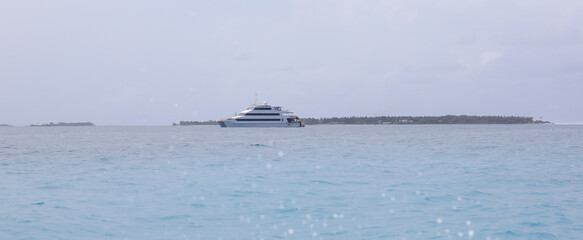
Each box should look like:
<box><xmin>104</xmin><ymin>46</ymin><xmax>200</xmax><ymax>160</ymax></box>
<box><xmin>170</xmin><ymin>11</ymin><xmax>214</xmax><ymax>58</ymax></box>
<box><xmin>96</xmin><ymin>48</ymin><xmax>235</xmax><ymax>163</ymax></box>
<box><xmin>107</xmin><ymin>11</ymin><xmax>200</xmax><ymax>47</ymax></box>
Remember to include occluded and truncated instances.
<box><xmin>1</xmin><ymin>125</ymin><xmax>582</xmax><ymax>240</ymax></box>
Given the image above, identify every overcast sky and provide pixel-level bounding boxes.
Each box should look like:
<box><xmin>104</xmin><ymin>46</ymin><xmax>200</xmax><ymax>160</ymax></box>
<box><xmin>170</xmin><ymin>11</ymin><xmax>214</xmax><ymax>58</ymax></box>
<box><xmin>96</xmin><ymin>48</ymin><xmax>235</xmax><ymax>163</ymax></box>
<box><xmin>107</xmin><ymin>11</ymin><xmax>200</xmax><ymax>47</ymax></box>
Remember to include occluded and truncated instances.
<box><xmin>1</xmin><ymin>1</ymin><xmax>582</xmax><ymax>125</ymax></box>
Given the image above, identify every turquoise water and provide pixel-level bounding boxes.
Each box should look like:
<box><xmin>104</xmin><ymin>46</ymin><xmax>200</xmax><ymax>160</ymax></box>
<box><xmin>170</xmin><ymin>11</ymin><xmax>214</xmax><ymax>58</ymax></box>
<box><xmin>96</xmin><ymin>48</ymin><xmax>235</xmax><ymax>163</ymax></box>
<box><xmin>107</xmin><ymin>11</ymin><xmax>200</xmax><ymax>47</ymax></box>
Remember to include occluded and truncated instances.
<box><xmin>1</xmin><ymin>125</ymin><xmax>582</xmax><ymax>239</ymax></box>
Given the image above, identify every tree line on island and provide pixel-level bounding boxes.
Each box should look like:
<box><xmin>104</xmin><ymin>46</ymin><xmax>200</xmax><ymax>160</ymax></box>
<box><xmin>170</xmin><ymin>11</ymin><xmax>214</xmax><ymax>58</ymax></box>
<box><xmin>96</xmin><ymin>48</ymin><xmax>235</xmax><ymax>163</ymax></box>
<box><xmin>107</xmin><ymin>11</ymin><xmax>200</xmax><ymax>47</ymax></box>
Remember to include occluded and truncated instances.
<box><xmin>173</xmin><ymin>120</ymin><xmax>219</xmax><ymax>126</ymax></box>
<box><xmin>301</xmin><ymin>115</ymin><xmax>549</xmax><ymax>125</ymax></box>
<box><xmin>174</xmin><ymin>115</ymin><xmax>550</xmax><ymax>126</ymax></box>
<box><xmin>30</xmin><ymin>122</ymin><xmax>95</xmax><ymax>127</ymax></box>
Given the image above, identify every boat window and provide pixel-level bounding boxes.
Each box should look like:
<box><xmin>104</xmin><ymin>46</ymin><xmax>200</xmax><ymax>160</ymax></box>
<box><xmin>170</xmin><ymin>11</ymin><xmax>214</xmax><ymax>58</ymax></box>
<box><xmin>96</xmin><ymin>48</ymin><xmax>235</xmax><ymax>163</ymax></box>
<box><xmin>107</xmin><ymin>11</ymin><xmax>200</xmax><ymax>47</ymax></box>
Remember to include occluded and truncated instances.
<box><xmin>244</xmin><ymin>113</ymin><xmax>280</xmax><ymax>116</ymax></box>
<box><xmin>235</xmin><ymin>119</ymin><xmax>281</xmax><ymax>121</ymax></box>
<box><xmin>253</xmin><ymin>107</ymin><xmax>272</xmax><ymax>110</ymax></box>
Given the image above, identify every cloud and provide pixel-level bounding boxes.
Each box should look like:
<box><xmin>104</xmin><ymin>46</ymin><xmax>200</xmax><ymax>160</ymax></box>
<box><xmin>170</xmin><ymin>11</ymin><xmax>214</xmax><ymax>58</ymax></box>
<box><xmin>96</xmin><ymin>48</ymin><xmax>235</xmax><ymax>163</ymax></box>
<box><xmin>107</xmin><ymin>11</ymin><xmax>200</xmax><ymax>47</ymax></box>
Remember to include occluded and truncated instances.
<box><xmin>480</xmin><ymin>51</ymin><xmax>504</xmax><ymax>65</ymax></box>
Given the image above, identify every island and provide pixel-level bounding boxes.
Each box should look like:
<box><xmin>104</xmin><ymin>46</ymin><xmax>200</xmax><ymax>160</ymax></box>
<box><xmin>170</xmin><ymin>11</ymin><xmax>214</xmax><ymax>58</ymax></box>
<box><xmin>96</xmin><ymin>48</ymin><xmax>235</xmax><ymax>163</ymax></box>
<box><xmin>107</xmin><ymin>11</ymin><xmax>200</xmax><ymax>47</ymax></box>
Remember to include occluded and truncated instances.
<box><xmin>30</xmin><ymin>122</ymin><xmax>95</xmax><ymax>127</ymax></box>
<box><xmin>173</xmin><ymin>120</ymin><xmax>219</xmax><ymax>126</ymax></box>
<box><xmin>0</xmin><ymin>124</ymin><xmax>12</xmax><ymax>127</ymax></box>
<box><xmin>301</xmin><ymin>115</ymin><xmax>551</xmax><ymax>125</ymax></box>
<box><xmin>174</xmin><ymin>115</ymin><xmax>551</xmax><ymax>126</ymax></box>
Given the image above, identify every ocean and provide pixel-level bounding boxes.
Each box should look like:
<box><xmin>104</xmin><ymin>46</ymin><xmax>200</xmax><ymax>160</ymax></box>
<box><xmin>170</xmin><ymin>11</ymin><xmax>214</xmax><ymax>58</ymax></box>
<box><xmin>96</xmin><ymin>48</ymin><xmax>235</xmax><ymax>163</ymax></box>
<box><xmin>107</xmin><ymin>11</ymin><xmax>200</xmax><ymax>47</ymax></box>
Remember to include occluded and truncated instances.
<box><xmin>1</xmin><ymin>125</ymin><xmax>582</xmax><ymax>240</ymax></box>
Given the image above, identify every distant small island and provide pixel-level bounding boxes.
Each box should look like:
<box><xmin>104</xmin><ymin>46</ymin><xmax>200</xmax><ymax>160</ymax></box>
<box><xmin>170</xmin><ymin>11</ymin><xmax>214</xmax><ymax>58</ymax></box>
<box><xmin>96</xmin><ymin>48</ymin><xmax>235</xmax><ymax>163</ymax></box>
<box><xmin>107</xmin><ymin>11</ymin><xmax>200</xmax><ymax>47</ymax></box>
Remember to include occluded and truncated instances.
<box><xmin>0</xmin><ymin>124</ymin><xmax>12</xmax><ymax>127</ymax></box>
<box><xmin>174</xmin><ymin>115</ymin><xmax>550</xmax><ymax>126</ymax></box>
<box><xmin>30</xmin><ymin>122</ymin><xmax>95</xmax><ymax>127</ymax></box>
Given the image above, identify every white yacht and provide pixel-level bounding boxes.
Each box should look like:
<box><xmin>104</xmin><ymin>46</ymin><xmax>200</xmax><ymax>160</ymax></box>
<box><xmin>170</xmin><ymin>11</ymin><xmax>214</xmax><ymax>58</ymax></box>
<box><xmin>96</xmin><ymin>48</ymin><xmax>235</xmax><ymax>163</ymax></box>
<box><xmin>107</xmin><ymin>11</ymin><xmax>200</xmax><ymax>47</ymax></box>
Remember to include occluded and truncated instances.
<box><xmin>219</xmin><ymin>102</ymin><xmax>304</xmax><ymax>127</ymax></box>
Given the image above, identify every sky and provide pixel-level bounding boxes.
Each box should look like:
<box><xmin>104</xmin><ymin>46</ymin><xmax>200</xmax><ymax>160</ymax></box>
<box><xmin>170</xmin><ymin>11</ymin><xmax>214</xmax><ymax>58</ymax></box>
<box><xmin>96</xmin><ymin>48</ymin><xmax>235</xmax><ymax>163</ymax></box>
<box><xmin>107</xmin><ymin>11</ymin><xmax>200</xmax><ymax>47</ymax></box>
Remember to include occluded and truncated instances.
<box><xmin>1</xmin><ymin>0</ymin><xmax>582</xmax><ymax>125</ymax></box>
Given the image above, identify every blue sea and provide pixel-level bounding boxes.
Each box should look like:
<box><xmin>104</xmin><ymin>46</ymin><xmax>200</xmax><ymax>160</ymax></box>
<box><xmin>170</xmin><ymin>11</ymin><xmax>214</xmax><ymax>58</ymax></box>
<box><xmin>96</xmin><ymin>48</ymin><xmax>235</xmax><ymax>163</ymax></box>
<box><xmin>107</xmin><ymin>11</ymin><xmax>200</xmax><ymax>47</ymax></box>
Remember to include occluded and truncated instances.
<box><xmin>1</xmin><ymin>125</ymin><xmax>582</xmax><ymax>240</ymax></box>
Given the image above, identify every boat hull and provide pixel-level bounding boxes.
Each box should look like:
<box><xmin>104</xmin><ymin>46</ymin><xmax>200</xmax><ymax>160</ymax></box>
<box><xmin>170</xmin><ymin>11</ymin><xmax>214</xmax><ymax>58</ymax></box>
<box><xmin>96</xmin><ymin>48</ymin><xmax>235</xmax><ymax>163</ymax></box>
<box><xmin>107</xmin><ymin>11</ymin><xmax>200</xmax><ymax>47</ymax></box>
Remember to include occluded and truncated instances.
<box><xmin>219</xmin><ymin>120</ymin><xmax>303</xmax><ymax>127</ymax></box>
